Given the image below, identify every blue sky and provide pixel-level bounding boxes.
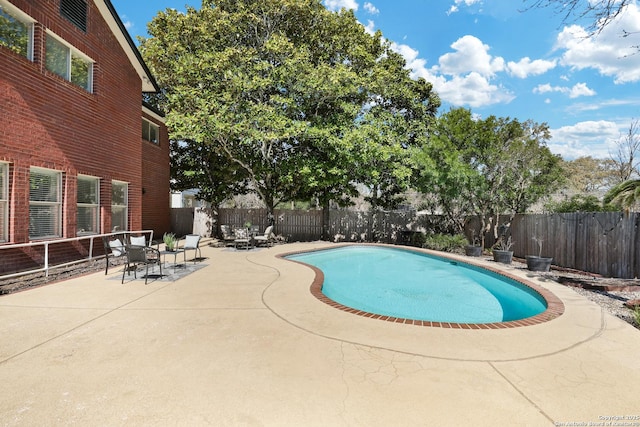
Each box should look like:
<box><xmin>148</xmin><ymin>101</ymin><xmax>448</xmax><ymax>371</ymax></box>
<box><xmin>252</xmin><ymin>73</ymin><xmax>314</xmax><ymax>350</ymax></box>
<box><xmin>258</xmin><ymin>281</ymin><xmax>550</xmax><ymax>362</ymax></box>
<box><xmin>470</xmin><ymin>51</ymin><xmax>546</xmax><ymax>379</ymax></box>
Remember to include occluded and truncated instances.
<box><xmin>111</xmin><ymin>0</ymin><xmax>640</xmax><ymax>160</ymax></box>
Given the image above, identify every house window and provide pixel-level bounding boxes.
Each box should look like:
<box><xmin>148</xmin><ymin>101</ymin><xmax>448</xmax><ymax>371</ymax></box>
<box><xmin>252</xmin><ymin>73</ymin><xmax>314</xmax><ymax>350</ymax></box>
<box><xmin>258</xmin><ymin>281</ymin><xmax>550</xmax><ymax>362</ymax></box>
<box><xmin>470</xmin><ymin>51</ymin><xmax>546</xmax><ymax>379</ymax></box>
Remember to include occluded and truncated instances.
<box><xmin>0</xmin><ymin>1</ymin><xmax>34</xmax><ymax>60</ymax></box>
<box><xmin>142</xmin><ymin>118</ymin><xmax>159</xmax><ymax>144</ymax></box>
<box><xmin>0</xmin><ymin>163</ymin><xmax>8</xmax><ymax>243</ymax></box>
<box><xmin>111</xmin><ymin>181</ymin><xmax>128</xmax><ymax>232</ymax></box>
<box><xmin>45</xmin><ymin>32</ymin><xmax>93</xmax><ymax>92</ymax></box>
<box><xmin>60</xmin><ymin>0</ymin><xmax>87</xmax><ymax>32</ymax></box>
<box><xmin>29</xmin><ymin>168</ymin><xmax>62</xmax><ymax>240</ymax></box>
<box><xmin>77</xmin><ymin>175</ymin><xmax>99</xmax><ymax>234</ymax></box>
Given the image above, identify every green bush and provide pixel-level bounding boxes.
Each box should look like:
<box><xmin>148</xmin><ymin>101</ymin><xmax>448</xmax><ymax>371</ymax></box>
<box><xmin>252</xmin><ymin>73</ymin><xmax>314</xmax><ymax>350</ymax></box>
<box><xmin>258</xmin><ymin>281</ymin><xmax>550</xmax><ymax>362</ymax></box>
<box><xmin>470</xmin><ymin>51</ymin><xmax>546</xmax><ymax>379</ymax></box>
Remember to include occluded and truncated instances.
<box><xmin>423</xmin><ymin>233</ymin><xmax>467</xmax><ymax>253</ymax></box>
<box><xmin>409</xmin><ymin>231</ymin><xmax>427</xmax><ymax>247</ymax></box>
<box><xmin>545</xmin><ymin>194</ymin><xmax>617</xmax><ymax>213</ymax></box>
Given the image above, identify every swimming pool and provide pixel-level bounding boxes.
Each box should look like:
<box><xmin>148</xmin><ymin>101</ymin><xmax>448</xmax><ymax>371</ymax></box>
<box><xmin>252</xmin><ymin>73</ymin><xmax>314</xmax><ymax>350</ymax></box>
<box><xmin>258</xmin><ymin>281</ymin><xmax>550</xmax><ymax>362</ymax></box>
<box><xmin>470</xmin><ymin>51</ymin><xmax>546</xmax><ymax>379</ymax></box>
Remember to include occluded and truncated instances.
<box><xmin>286</xmin><ymin>245</ymin><xmax>550</xmax><ymax>325</ymax></box>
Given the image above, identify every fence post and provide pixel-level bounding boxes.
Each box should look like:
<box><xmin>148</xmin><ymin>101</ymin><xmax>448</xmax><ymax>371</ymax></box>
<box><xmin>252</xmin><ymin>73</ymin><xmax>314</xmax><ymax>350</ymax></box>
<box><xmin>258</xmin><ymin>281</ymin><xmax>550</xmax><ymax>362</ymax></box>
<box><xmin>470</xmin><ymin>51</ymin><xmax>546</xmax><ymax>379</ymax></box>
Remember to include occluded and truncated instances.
<box><xmin>44</xmin><ymin>242</ymin><xmax>49</xmax><ymax>278</ymax></box>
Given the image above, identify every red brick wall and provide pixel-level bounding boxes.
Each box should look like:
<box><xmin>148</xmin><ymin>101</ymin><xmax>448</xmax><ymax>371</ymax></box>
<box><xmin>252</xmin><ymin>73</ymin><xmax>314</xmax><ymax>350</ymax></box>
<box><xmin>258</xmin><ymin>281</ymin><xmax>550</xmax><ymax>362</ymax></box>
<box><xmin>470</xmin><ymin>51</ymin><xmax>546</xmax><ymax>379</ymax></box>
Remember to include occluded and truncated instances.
<box><xmin>142</xmin><ymin>110</ymin><xmax>171</xmax><ymax>239</ymax></box>
<box><xmin>0</xmin><ymin>1</ymin><xmax>169</xmax><ymax>274</ymax></box>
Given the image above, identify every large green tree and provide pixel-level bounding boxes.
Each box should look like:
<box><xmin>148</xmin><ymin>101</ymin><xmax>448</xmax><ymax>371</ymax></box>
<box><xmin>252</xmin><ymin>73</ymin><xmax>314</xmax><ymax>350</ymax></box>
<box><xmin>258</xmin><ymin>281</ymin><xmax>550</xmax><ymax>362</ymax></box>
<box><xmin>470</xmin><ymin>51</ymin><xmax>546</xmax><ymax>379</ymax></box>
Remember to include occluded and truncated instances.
<box><xmin>140</xmin><ymin>0</ymin><xmax>439</xmax><ymax>226</ymax></box>
<box><xmin>562</xmin><ymin>156</ymin><xmax>617</xmax><ymax>193</ymax></box>
<box><xmin>170</xmin><ymin>139</ymin><xmax>249</xmax><ymax>209</ymax></box>
<box><xmin>413</xmin><ymin>108</ymin><xmax>565</xmax><ymax>247</ymax></box>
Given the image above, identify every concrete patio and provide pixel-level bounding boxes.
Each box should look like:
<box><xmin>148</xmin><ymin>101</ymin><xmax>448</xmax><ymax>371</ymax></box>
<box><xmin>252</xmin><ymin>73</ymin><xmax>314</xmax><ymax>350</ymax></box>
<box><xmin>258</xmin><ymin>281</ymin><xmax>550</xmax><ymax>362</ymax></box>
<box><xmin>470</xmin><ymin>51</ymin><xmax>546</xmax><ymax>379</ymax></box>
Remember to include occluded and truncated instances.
<box><xmin>1</xmin><ymin>241</ymin><xmax>639</xmax><ymax>426</ymax></box>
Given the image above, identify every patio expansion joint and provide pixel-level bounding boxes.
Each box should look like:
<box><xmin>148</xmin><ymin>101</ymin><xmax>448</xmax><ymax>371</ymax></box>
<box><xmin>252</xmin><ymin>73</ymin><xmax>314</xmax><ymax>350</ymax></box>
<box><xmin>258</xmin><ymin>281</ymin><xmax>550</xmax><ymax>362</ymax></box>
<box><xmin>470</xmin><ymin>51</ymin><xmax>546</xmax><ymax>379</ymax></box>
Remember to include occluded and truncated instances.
<box><xmin>488</xmin><ymin>361</ymin><xmax>555</xmax><ymax>424</ymax></box>
<box><xmin>0</xmin><ymin>281</ymin><xmax>176</xmax><ymax>366</ymax></box>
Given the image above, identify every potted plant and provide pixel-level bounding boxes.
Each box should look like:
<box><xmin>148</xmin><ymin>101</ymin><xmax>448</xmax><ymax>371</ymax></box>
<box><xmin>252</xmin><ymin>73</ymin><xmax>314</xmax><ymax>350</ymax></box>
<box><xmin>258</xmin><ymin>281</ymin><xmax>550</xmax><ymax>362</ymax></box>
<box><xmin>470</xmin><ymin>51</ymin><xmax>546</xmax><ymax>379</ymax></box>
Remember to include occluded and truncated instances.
<box><xmin>163</xmin><ymin>232</ymin><xmax>178</xmax><ymax>251</ymax></box>
<box><xmin>464</xmin><ymin>233</ymin><xmax>483</xmax><ymax>257</ymax></box>
<box><xmin>492</xmin><ymin>236</ymin><xmax>514</xmax><ymax>264</ymax></box>
<box><xmin>526</xmin><ymin>236</ymin><xmax>553</xmax><ymax>272</ymax></box>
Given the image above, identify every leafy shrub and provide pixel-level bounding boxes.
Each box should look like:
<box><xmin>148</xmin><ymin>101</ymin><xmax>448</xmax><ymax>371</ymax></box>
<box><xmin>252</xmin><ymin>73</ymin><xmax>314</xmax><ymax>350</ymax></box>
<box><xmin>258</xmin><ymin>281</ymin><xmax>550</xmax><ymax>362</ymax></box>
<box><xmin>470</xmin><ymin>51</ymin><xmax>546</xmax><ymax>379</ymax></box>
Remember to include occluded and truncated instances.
<box><xmin>423</xmin><ymin>233</ymin><xmax>467</xmax><ymax>253</ymax></box>
<box><xmin>545</xmin><ymin>194</ymin><xmax>617</xmax><ymax>213</ymax></box>
<box><xmin>408</xmin><ymin>231</ymin><xmax>427</xmax><ymax>247</ymax></box>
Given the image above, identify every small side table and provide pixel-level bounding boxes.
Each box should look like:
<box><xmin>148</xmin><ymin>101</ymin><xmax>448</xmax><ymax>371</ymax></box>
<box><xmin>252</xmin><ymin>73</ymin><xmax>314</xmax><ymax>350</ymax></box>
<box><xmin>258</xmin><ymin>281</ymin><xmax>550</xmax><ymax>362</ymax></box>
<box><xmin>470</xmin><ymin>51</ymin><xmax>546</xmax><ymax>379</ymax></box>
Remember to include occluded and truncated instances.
<box><xmin>160</xmin><ymin>249</ymin><xmax>186</xmax><ymax>272</ymax></box>
<box><xmin>234</xmin><ymin>238</ymin><xmax>253</xmax><ymax>250</ymax></box>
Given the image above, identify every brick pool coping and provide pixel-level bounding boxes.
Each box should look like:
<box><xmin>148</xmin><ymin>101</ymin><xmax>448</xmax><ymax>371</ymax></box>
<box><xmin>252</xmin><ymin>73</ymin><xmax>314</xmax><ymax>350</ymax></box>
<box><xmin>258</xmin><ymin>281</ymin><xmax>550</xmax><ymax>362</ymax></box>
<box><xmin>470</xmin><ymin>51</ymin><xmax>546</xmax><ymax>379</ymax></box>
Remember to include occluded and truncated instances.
<box><xmin>279</xmin><ymin>244</ymin><xmax>565</xmax><ymax>329</ymax></box>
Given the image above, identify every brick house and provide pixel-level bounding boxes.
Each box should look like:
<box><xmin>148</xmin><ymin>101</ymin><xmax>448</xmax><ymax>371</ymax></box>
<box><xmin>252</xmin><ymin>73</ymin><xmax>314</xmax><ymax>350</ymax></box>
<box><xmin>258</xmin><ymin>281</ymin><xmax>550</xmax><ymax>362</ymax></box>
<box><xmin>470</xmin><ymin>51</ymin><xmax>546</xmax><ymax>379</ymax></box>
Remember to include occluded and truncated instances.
<box><xmin>0</xmin><ymin>0</ymin><xmax>170</xmax><ymax>274</ymax></box>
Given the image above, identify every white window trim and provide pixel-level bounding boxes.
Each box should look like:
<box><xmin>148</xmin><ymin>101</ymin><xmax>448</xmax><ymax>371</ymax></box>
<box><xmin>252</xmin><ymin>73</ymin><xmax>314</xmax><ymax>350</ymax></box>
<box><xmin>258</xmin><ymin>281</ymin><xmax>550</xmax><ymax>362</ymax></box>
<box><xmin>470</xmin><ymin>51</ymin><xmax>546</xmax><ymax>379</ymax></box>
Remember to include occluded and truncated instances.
<box><xmin>0</xmin><ymin>0</ymin><xmax>35</xmax><ymax>61</ymax></box>
<box><xmin>111</xmin><ymin>180</ymin><xmax>128</xmax><ymax>232</ymax></box>
<box><xmin>29</xmin><ymin>167</ymin><xmax>63</xmax><ymax>240</ymax></box>
<box><xmin>0</xmin><ymin>162</ymin><xmax>8</xmax><ymax>243</ymax></box>
<box><xmin>142</xmin><ymin>118</ymin><xmax>159</xmax><ymax>144</ymax></box>
<box><xmin>45</xmin><ymin>30</ymin><xmax>94</xmax><ymax>92</ymax></box>
<box><xmin>77</xmin><ymin>174</ymin><xmax>100</xmax><ymax>235</ymax></box>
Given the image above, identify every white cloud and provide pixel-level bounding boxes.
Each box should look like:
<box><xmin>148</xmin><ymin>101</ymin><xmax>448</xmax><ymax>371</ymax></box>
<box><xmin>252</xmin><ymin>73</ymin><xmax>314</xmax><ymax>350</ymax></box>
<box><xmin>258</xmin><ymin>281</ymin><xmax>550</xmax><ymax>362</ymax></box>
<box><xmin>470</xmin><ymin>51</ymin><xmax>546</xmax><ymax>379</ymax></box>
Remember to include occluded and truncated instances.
<box><xmin>533</xmin><ymin>83</ymin><xmax>566</xmax><ymax>95</ymax></box>
<box><xmin>570</xmin><ymin>98</ymin><xmax>640</xmax><ymax>113</ymax></box>
<box><xmin>454</xmin><ymin>0</ymin><xmax>481</xmax><ymax>6</ymax></box>
<box><xmin>391</xmin><ymin>42</ymin><xmax>431</xmax><ymax>80</ymax></box>
<box><xmin>120</xmin><ymin>14</ymin><xmax>133</xmax><ymax>30</ymax></box>
<box><xmin>391</xmin><ymin>42</ymin><xmax>420</xmax><ymax>66</ymax></box>
<box><xmin>323</xmin><ymin>0</ymin><xmax>358</xmax><ymax>12</ymax></box>
<box><xmin>569</xmin><ymin>82</ymin><xmax>596</xmax><ymax>98</ymax></box>
<box><xmin>447</xmin><ymin>0</ymin><xmax>482</xmax><ymax>14</ymax></box>
<box><xmin>507</xmin><ymin>57</ymin><xmax>556</xmax><ymax>79</ymax></box>
<box><xmin>364</xmin><ymin>2</ymin><xmax>379</xmax><ymax>14</ymax></box>
<box><xmin>549</xmin><ymin>120</ymin><xmax>620</xmax><ymax>159</ymax></box>
<box><xmin>435</xmin><ymin>72</ymin><xmax>515</xmax><ymax>108</ymax></box>
<box><xmin>554</xmin><ymin>3</ymin><xmax>640</xmax><ymax>83</ymax></box>
<box><xmin>364</xmin><ymin>19</ymin><xmax>376</xmax><ymax>35</ymax></box>
<box><xmin>533</xmin><ymin>82</ymin><xmax>596</xmax><ymax>98</ymax></box>
<box><xmin>438</xmin><ymin>35</ymin><xmax>505</xmax><ymax>77</ymax></box>
<box><xmin>391</xmin><ymin>36</ymin><xmax>515</xmax><ymax>108</ymax></box>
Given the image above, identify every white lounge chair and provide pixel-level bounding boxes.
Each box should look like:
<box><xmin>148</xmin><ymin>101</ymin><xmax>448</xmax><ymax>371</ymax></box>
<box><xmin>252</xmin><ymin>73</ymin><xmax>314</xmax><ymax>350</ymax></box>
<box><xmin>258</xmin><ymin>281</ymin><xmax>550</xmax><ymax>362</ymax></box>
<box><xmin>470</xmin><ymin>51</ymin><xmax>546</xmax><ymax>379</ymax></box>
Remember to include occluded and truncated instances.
<box><xmin>254</xmin><ymin>225</ymin><xmax>274</xmax><ymax>247</ymax></box>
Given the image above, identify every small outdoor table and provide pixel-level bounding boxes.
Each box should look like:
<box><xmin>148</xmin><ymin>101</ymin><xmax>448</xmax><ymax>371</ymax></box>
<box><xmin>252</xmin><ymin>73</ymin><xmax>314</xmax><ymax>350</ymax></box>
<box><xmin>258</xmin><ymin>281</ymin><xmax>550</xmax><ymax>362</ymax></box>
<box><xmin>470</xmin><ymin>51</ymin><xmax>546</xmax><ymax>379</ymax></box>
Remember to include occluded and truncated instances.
<box><xmin>234</xmin><ymin>238</ymin><xmax>253</xmax><ymax>250</ymax></box>
<box><xmin>160</xmin><ymin>249</ymin><xmax>186</xmax><ymax>272</ymax></box>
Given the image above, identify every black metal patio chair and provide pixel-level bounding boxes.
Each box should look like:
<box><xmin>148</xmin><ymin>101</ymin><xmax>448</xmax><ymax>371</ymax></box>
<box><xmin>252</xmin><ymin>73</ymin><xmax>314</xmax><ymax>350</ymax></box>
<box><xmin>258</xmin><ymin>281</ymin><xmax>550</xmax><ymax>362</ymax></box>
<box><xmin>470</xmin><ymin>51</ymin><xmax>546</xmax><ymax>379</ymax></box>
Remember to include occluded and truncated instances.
<box><xmin>121</xmin><ymin>243</ymin><xmax>163</xmax><ymax>284</ymax></box>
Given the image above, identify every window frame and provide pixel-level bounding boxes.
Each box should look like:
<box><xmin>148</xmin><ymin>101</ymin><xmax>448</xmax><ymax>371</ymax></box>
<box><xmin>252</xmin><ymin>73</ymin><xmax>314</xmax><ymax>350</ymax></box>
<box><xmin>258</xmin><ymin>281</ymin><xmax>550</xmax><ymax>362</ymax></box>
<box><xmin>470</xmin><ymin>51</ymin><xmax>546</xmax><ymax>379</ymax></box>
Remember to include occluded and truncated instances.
<box><xmin>142</xmin><ymin>118</ymin><xmax>159</xmax><ymax>144</ymax></box>
<box><xmin>45</xmin><ymin>30</ymin><xmax>93</xmax><ymax>92</ymax></box>
<box><xmin>29</xmin><ymin>167</ymin><xmax>63</xmax><ymax>240</ymax></box>
<box><xmin>0</xmin><ymin>0</ymin><xmax>35</xmax><ymax>61</ymax></box>
<box><xmin>111</xmin><ymin>181</ymin><xmax>128</xmax><ymax>232</ymax></box>
<box><xmin>76</xmin><ymin>174</ymin><xmax>100</xmax><ymax>235</ymax></box>
<box><xmin>0</xmin><ymin>162</ymin><xmax>8</xmax><ymax>243</ymax></box>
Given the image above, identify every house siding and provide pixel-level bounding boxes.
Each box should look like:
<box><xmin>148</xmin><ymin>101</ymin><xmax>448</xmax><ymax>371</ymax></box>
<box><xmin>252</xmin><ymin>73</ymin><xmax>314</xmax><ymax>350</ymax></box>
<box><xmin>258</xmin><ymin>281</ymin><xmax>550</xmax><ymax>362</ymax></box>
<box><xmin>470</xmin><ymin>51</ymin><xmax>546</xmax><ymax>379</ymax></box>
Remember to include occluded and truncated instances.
<box><xmin>0</xmin><ymin>0</ymin><xmax>169</xmax><ymax>274</ymax></box>
<box><xmin>141</xmin><ymin>109</ymin><xmax>171</xmax><ymax>237</ymax></box>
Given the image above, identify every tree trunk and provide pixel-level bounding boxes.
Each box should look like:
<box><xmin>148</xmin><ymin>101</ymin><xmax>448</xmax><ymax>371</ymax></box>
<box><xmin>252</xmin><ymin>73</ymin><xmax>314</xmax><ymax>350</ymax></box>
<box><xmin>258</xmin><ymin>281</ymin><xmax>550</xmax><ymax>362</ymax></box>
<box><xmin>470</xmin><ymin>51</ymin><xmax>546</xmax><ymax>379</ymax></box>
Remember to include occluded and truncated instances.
<box><xmin>322</xmin><ymin>198</ymin><xmax>330</xmax><ymax>241</ymax></box>
<box><xmin>266</xmin><ymin>196</ymin><xmax>275</xmax><ymax>226</ymax></box>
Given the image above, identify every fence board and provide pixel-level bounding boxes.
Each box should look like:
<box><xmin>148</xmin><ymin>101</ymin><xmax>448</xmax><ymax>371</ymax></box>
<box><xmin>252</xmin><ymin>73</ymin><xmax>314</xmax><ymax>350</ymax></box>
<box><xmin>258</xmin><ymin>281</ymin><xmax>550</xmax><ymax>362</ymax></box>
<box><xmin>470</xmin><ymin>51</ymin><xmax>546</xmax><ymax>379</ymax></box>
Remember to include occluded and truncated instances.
<box><xmin>170</xmin><ymin>208</ymin><xmax>195</xmax><ymax>237</ymax></box>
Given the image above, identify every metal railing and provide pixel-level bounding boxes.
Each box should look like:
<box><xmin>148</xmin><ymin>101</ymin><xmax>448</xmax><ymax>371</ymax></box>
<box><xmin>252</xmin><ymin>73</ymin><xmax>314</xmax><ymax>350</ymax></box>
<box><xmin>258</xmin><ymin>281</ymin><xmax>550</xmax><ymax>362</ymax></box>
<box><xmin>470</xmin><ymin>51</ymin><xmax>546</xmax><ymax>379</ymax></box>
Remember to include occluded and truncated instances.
<box><xmin>0</xmin><ymin>230</ymin><xmax>154</xmax><ymax>280</ymax></box>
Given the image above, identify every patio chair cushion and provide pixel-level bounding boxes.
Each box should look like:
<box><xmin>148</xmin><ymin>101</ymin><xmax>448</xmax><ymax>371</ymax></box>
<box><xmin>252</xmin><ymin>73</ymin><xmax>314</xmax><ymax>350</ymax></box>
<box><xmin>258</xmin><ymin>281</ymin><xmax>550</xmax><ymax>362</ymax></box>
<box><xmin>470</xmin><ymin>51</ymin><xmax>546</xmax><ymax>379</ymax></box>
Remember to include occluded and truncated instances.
<box><xmin>184</xmin><ymin>234</ymin><xmax>200</xmax><ymax>249</ymax></box>
<box><xmin>109</xmin><ymin>239</ymin><xmax>125</xmax><ymax>256</ymax></box>
<box><xmin>130</xmin><ymin>236</ymin><xmax>146</xmax><ymax>247</ymax></box>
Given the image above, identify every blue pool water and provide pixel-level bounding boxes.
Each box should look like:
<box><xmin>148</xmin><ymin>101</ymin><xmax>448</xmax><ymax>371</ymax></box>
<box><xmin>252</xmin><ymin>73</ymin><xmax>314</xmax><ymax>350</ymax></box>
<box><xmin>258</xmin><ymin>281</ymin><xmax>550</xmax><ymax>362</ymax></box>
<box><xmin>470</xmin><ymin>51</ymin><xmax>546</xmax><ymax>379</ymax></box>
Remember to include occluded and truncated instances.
<box><xmin>286</xmin><ymin>246</ymin><xmax>547</xmax><ymax>324</ymax></box>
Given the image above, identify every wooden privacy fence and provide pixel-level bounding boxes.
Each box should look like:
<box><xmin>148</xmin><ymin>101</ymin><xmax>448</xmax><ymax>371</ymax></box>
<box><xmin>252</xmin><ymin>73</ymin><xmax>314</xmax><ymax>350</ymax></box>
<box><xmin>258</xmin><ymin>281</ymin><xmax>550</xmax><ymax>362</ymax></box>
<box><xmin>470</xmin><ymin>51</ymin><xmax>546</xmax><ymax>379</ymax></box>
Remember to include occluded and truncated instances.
<box><xmin>327</xmin><ymin>209</ymin><xmax>418</xmax><ymax>243</ymax></box>
<box><xmin>218</xmin><ymin>208</ymin><xmax>323</xmax><ymax>242</ymax></box>
<box><xmin>511</xmin><ymin>212</ymin><xmax>640</xmax><ymax>279</ymax></box>
<box><xmin>186</xmin><ymin>208</ymin><xmax>640</xmax><ymax>278</ymax></box>
<box><xmin>215</xmin><ymin>208</ymin><xmax>421</xmax><ymax>243</ymax></box>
